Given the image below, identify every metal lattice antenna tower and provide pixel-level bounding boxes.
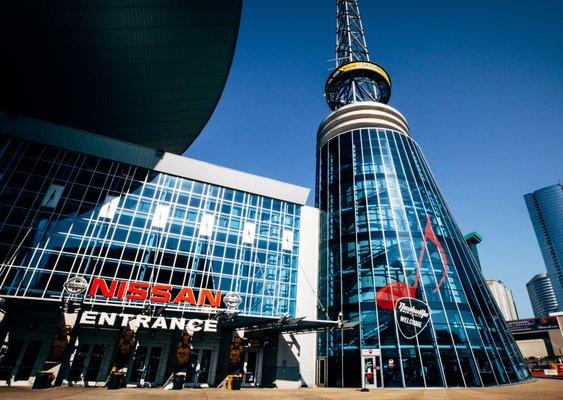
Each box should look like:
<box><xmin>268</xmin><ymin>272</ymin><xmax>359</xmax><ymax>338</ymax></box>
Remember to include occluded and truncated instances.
<box><xmin>335</xmin><ymin>0</ymin><xmax>369</xmax><ymax>65</ymax></box>
<box><xmin>325</xmin><ymin>0</ymin><xmax>391</xmax><ymax>110</ymax></box>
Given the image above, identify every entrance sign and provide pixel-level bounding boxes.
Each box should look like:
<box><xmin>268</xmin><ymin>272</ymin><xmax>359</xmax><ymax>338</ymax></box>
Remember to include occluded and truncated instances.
<box><xmin>395</xmin><ymin>297</ymin><xmax>431</xmax><ymax>339</ymax></box>
<box><xmin>79</xmin><ymin>311</ymin><xmax>218</xmax><ymax>332</ymax></box>
<box><xmin>88</xmin><ymin>277</ymin><xmax>222</xmax><ymax>307</ymax></box>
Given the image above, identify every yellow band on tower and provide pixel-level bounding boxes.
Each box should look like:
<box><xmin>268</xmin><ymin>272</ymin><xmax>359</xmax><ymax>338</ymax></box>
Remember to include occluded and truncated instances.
<box><xmin>336</xmin><ymin>62</ymin><xmax>390</xmax><ymax>85</ymax></box>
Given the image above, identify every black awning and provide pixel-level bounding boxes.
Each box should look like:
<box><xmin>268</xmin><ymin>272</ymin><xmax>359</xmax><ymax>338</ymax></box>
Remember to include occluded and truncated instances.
<box><xmin>0</xmin><ymin>0</ymin><xmax>242</xmax><ymax>154</ymax></box>
<box><xmin>227</xmin><ymin>315</ymin><xmax>340</xmax><ymax>334</ymax></box>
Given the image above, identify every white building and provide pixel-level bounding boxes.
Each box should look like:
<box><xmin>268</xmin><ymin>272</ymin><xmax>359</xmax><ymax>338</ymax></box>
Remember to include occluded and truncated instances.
<box><xmin>486</xmin><ymin>279</ymin><xmax>519</xmax><ymax>321</ymax></box>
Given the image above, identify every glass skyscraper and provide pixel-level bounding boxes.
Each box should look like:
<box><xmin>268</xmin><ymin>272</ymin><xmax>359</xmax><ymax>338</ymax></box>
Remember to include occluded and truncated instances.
<box><xmin>524</xmin><ymin>183</ymin><xmax>563</xmax><ymax>311</ymax></box>
<box><xmin>526</xmin><ymin>272</ymin><xmax>559</xmax><ymax>318</ymax></box>
<box><xmin>316</xmin><ymin>0</ymin><xmax>530</xmax><ymax>388</ymax></box>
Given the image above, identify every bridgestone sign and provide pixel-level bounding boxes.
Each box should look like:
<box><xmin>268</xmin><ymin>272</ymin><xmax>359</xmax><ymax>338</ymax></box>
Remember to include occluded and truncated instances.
<box><xmin>395</xmin><ymin>297</ymin><xmax>431</xmax><ymax>339</ymax></box>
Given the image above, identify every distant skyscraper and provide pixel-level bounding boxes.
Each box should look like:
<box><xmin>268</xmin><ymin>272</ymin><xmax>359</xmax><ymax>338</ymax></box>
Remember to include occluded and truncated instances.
<box><xmin>524</xmin><ymin>183</ymin><xmax>563</xmax><ymax>310</ymax></box>
<box><xmin>486</xmin><ymin>279</ymin><xmax>519</xmax><ymax>321</ymax></box>
<box><xmin>526</xmin><ymin>272</ymin><xmax>559</xmax><ymax>318</ymax></box>
<box><xmin>465</xmin><ymin>231</ymin><xmax>483</xmax><ymax>270</ymax></box>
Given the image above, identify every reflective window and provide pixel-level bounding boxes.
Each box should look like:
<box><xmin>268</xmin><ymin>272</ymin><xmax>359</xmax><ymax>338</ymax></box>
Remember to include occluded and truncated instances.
<box><xmin>0</xmin><ymin>135</ymin><xmax>301</xmax><ymax>317</ymax></box>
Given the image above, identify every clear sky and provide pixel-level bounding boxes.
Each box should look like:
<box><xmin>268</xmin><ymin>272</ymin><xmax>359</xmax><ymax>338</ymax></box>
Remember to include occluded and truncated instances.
<box><xmin>187</xmin><ymin>0</ymin><xmax>563</xmax><ymax>318</ymax></box>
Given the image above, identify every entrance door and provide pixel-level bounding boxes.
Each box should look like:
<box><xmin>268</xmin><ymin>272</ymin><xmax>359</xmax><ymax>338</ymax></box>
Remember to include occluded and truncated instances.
<box><xmin>242</xmin><ymin>349</ymin><xmax>261</xmax><ymax>387</ymax></box>
<box><xmin>361</xmin><ymin>356</ymin><xmax>379</xmax><ymax>389</ymax></box>
<box><xmin>316</xmin><ymin>356</ymin><xmax>327</xmax><ymax>387</ymax></box>
<box><xmin>128</xmin><ymin>345</ymin><xmax>163</xmax><ymax>387</ymax></box>
<box><xmin>6</xmin><ymin>340</ymin><xmax>43</xmax><ymax>383</ymax></box>
<box><xmin>68</xmin><ymin>342</ymin><xmax>108</xmax><ymax>385</ymax></box>
<box><xmin>185</xmin><ymin>348</ymin><xmax>214</xmax><ymax>387</ymax></box>
<box><xmin>84</xmin><ymin>344</ymin><xmax>106</xmax><ymax>382</ymax></box>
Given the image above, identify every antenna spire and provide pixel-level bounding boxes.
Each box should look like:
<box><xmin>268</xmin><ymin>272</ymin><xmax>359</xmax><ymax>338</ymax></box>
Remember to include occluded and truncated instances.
<box><xmin>325</xmin><ymin>0</ymin><xmax>391</xmax><ymax>110</ymax></box>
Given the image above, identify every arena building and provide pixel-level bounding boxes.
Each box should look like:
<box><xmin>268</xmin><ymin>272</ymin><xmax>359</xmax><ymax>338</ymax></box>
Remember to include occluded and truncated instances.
<box><xmin>0</xmin><ymin>0</ymin><xmax>328</xmax><ymax>389</ymax></box>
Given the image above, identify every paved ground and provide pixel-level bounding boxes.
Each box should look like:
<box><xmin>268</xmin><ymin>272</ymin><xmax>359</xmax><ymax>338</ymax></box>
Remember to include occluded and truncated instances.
<box><xmin>0</xmin><ymin>379</ymin><xmax>561</xmax><ymax>400</ymax></box>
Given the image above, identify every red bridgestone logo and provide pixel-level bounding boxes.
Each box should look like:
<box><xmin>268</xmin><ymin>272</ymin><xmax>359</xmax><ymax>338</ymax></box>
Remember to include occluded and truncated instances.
<box><xmin>88</xmin><ymin>277</ymin><xmax>222</xmax><ymax>307</ymax></box>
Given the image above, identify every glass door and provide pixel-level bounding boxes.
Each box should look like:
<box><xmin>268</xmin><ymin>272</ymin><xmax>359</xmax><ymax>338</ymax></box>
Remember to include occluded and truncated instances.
<box><xmin>362</xmin><ymin>356</ymin><xmax>378</xmax><ymax>389</ymax></box>
<box><xmin>14</xmin><ymin>340</ymin><xmax>42</xmax><ymax>382</ymax></box>
<box><xmin>0</xmin><ymin>339</ymin><xmax>25</xmax><ymax>381</ymax></box>
<box><xmin>84</xmin><ymin>343</ymin><xmax>106</xmax><ymax>382</ymax></box>
<box><xmin>184</xmin><ymin>348</ymin><xmax>200</xmax><ymax>385</ymax></box>
<box><xmin>68</xmin><ymin>342</ymin><xmax>107</xmax><ymax>384</ymax></box>
<box><xmin>144</xmin><ymin>347</ymin><xmax>162</xmax><ymax>383</ymax></box>
<box><xmin>196</xmin><ymin>349</ymin><xmax>212</xmax><ymax>385</ymax></box>
<box><xmin>243</xmin><ymin>350</ymin><xmax>258</xmax><ymax>386</ymax></box>
<box><xmin>68</xmin><ymin>343</ymin><xmax>90</xmax><ymax>383</ymax></box>
<box><xmin>316</xmin><ymin>357</ymin><xmax>327</xmax><ymax>387</ymax></box>
<box><xmin>128</xmin><ymin>345</ymin><xmax>163</xmax><ymax>386</ymax></box>
<box><xmin>128</xmin><ymin>345</ymin><xmax>148</xmax><ymax>385</ymax></box>
<box><xmin>185</xmin><ymin>348</ymin><xmax>214</xmax><ymax>387</ymax></box>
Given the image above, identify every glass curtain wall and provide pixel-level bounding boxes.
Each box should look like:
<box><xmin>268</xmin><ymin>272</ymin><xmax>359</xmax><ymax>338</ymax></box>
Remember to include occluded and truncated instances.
<box><xmin>316</xmin><ymin>128</ymin><xmax>530</xmax><ymax>387</ymax></box>
<box><xmin>0</xmin><ymin>134</ymin><xmax>300</xmax><ymax>317</ymax></box>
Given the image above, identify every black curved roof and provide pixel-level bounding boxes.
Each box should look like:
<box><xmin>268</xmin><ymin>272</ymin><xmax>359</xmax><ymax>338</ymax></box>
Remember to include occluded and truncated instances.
<box><xmin>0</xmin><ymin>0</ymin><xmax>242</xmax><ymax>154</ymax></box>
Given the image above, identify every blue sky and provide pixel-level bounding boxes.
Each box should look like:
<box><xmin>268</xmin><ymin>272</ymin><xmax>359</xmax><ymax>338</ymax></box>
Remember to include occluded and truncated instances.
<box><xmin>187</xmin><ymin>0</ymin><xmax>563</xmax><ymax>318</ymax></box>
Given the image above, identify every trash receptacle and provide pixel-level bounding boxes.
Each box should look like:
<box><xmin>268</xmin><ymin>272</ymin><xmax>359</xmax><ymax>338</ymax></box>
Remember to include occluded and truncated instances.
<box><xmin>107</xmin><ymin>372</ymin><xmax>125</xmax><ymax>390</ymax></box>
<box><xmin>231</xmin><ymin>375</ymin><xmax>242</xmax><ymax>390</ymax></box>
<box><xmin>32</xmin><ymin>372</ymin><xmax>55</xmax><ymax>389</ymax></box>
<box><xmin>172</xmin><ymin>373</ymin><xmax>185</xmax><ymax>390</ymax></box>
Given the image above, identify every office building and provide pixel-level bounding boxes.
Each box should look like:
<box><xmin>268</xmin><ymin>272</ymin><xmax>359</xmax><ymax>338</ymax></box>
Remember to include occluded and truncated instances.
<box><xmin>524</xmin><ymin>184</ymin><xmax>563</xmax><ymax>311</ymax></box>
<box><xmin>526</xmin><ymin>273</ymin><xmax>559</xmax><ymax>318</ymax></box>
<box><xmin>486</xmin><ymin>279</ymin><xmax>519</xmax><ymax>321</ymax></box>
<box><xmin>315</xmin><ymin>0</ymin><xmax>530</xmax><ymax>388</ymax></box>
<box><xmin>0</xmin><ymin>130</ymin><xmax>324</xmax><ymax>387</ymax></box>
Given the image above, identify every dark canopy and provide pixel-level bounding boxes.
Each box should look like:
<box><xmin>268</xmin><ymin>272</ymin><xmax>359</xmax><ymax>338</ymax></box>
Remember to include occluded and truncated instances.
<box><xmin>0</xmin><ymin>0</ymin><xmax>242</xmax><ymax>154</ymax></box>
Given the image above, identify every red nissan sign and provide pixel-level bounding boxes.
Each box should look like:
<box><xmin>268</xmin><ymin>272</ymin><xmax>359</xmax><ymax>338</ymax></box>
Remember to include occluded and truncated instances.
<box><xmin>88</xmin><ymin>277</ymin><xmax>222</xmax><ymax>307</ymax></box>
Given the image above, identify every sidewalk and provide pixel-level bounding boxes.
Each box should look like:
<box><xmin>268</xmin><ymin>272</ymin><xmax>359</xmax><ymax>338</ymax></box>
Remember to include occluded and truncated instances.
<box><xmin>0</xmin><ymin>379</ymin><xmax>561</xmax><ymax>400</ymax></box>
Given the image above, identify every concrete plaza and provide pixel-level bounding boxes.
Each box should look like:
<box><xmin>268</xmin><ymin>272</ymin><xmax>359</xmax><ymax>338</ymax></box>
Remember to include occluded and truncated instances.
<box><xmin>0</xmin><ymin>379</ymin><xmax>561</xmax><ymax>400</ymax></box>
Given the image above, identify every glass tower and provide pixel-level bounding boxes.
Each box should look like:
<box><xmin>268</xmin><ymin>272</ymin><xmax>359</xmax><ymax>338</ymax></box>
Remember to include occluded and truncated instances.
<box><xmin>524</xmin><ymin>183</ymin><xmax>563</xmax><ymax>310</ymax></box>
<box><xmin>526</xmin><ymin>272</ymin><xmax>559</xmax><ymax>318</ymax></box>
<box><xmin>316</xmin><ymin>0</ymin><xmax>530</xmax><ymax>388</ymax></box>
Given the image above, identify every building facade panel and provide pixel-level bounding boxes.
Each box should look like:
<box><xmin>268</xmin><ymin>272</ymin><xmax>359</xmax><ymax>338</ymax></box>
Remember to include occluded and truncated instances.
<box><xmin>0</xmin><ymin>134</ymin><xmax>301</xmax><ymax>318</ymax></box>
<box><xmin>0</xmin><ymin>132</ymin><xmax>320</xmax><ymax>388</ymax></box>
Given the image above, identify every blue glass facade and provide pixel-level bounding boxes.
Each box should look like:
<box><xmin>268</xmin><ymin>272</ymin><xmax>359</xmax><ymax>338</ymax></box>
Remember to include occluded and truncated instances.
<box><xmin>526</xmin><ymin>272</ymin><xmax>559</xmax><ymax>318</ymax></box>
<box><xmin>0</xmin><ymin>134</ymin><xmax>301</xmax><ymax>317</ymax></box>
<box><xmin>316</xmin><ymin>124</ymin><xmax>530</xmax><ymax>387</ymax></box>
<box><xmin>524</xmin><ymin>184</ymin><xmax>563</xmax><ymax>310</ymax></box>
